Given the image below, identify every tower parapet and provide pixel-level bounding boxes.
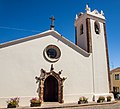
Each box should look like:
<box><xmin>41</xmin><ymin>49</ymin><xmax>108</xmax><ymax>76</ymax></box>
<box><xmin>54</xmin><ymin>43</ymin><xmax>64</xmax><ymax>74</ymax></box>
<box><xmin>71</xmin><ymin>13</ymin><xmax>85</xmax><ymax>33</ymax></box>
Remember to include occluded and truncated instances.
<box><xmin>75</xmin><ymin>5</ymin><xmax>105</xmax><ymax>22</ymax></box>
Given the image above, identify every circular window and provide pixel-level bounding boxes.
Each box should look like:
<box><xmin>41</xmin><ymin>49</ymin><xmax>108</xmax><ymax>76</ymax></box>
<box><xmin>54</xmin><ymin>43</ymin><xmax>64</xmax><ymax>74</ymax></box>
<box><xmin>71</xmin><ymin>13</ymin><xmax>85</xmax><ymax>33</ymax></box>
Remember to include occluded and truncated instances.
<box><xmin>44</xmin><ymin>45</ymin><xmax>61</xmax><ymax>62</ymax></box>
<box><xmin>47</xmin><ymin>48</ymin><xmax>57</xmax><ymax>59</ymax></box>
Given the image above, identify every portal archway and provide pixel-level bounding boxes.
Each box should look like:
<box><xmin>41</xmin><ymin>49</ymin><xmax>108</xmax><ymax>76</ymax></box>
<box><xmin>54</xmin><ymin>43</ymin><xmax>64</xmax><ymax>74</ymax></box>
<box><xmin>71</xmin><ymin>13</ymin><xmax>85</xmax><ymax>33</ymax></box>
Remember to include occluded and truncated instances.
<box><xmin>35</xmin><ymin>65</ymin><xmax>66</xmax><ymax>103</ymax></box>
<box><xmin>44</xmin><ymin>75</ymin><xmax>58</xmax><ymax>102</ymax></box>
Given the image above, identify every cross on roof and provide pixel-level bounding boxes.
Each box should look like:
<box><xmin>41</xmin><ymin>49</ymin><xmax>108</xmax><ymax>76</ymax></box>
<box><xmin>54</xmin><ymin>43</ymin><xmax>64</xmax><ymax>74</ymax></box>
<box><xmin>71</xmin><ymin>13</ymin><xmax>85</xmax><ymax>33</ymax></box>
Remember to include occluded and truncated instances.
<box><xmin>50</xmin><ymin>16</ymin><xmax>55</xmax><ymax>30</ymax></box>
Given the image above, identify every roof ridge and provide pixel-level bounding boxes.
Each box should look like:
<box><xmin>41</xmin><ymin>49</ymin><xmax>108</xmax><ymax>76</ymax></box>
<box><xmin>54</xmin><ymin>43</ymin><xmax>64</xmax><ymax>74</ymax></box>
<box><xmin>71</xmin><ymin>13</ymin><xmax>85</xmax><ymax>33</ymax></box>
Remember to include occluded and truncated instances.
<box><xmin>111</xmin><ymin>67</ymin><xmax>120</xmax><ymax>73</ymax></box>
<box><xmin>0</xmin><ymin>30</ymin><xmax>90</xmax><ymax>57</ymax></box>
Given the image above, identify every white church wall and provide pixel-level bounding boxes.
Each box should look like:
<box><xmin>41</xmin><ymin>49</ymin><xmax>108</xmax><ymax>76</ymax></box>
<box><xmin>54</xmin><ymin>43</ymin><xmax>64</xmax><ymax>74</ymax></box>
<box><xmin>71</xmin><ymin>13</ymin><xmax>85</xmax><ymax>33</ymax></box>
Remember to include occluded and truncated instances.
<box><xmin>75</xmin><ymin>15</ymin><xmax>88</xmax><ymax>52</ymax></box>
<box><xmin>90</xmin><ymin>19</ymin><xmax>109</xmax><ymax>94</ymax></box>
<box><xmin>54</xmin><ymin>39</ymin><xmax>93</xmax><ymax>102</ymax></box>
<box><xmin>0</xmin><ymin>34</ymin><xmax>93</xmax><ymax>107</ymax></box>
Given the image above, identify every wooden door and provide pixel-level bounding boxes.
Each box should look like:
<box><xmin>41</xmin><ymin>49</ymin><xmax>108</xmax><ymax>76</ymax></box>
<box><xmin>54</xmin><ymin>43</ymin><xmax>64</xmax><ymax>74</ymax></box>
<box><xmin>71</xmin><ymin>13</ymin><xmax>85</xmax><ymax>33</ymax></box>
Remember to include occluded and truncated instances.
<box><xmin>44</xmin><ymin>76</ymin><xmax>58</xmax><ymax>102</ymax></box>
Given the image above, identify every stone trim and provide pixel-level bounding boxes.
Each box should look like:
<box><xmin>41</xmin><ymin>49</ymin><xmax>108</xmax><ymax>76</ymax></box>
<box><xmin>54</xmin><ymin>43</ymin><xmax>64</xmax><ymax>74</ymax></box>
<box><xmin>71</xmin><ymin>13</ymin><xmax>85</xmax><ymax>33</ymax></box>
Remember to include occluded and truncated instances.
<box><xmin>86</xmin><ymin>18</ymin><xmax>92</xmax><ymax>53</ymax></box>
<box><xmin>43</xmin><ymin>45</ymin><xmax>61</xmax><ymax>63</ymax></box>
<box><xmin>35</xmin><ymin>65</ymin><xmax>66</xmax><ymax>103</ymax></box>
<box><xmin>103</xmin><ymin>23</ymin><xmax>111</xmax><ymax>92</ymax></box>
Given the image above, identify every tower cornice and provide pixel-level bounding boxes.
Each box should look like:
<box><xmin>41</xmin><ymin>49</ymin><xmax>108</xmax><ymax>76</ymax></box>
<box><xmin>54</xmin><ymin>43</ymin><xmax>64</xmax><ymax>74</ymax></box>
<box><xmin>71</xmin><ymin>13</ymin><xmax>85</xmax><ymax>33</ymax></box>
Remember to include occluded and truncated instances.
<box><xmin>75</xmin><ymin>5</ymin><xmax>105</xmax><ymax>26</ymax></box>
<box><xmin>75</xmin><ymin>13</ymin><xmax>106</xmax><ymax>27</ymax></box>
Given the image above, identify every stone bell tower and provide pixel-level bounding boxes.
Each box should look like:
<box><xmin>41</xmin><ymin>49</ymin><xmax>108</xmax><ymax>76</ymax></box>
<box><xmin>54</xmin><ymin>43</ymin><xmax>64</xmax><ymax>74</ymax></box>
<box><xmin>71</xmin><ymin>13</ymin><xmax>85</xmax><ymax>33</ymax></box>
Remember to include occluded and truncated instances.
<box><xmin>74</xmin><ymin>5</ymin><xmax>106</xmax><ymax>53</ymax></box>
<box><xmin>74</xmin><ymin>5</ymin><xmax>111</xmax><ymax>98</ymax></box>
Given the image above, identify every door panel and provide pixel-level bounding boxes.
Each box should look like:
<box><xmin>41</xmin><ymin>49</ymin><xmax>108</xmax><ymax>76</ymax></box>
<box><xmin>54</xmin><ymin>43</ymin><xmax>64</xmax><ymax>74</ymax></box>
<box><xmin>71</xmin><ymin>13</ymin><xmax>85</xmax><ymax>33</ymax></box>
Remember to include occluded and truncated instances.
<box><xmin>44</xmin><ymin>76</ymin><xmax>58</xmax><ymax>102</ymax></box>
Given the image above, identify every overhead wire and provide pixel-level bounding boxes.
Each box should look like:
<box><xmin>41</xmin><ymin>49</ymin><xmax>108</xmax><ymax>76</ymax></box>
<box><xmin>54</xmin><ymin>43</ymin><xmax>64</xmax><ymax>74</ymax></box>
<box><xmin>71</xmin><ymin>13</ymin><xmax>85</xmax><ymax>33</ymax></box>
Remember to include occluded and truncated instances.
<box><xmin>0</xmin><ymin>26</ymin><xmax>40</xmax><ymax>32</ymax></box>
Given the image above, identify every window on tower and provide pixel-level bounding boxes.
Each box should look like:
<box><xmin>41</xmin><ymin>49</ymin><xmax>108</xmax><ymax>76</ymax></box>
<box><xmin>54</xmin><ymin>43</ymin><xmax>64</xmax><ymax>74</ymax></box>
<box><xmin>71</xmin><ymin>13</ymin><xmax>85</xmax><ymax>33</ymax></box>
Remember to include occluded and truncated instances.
<box><xmin>80</xmin><ymin>24</ymin><xmax>83</xmax><ymax>35</ymax></box>
<box><xmin>94</xmin><ymin>21</ymin><xmax>100</xmax><ymax>34</ymax></box>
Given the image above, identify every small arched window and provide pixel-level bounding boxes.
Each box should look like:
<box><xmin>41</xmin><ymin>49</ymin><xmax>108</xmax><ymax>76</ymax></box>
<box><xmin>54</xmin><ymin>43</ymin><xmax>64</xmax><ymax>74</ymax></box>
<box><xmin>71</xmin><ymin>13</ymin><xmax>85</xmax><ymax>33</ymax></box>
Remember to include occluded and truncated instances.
<box><xmin>94</xmin><ymin>21</ymin><xmax>100</xmax><ymax>34</ymax></box>
<box><xmin>80</xmin><ymin>24</ymin><xmax>83</xmax><ymax>35</ymax></box>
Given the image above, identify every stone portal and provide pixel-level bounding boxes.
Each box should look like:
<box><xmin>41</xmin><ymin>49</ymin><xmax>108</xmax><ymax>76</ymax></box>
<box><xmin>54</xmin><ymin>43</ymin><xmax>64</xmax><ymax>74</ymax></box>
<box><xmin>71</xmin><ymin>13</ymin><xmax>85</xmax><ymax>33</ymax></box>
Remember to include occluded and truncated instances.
<box><xmin>35</xmin><ymin>65</ymin><xmax>66</xmax><ymax>103</ymax></box>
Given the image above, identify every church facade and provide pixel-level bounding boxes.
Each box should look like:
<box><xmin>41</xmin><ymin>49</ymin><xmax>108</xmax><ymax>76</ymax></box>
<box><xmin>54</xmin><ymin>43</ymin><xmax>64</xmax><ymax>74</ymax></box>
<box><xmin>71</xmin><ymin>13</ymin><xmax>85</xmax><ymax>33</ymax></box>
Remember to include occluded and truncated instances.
<box><xmin>0</xmin><ymin>5</ymin><xmax>113</xmax><ymax>107</ymax></box>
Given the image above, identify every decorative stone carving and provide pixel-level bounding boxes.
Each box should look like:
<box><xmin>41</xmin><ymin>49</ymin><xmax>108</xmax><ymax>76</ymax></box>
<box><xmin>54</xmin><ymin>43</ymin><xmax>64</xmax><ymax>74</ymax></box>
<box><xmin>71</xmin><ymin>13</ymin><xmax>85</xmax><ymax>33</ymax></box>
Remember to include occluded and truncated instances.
<box><xmin>35</xmin><ymin>64</ymin><xmax>66</xmax><ymax>103</ymax></box>
<box><xmin>93</xmin><ymin>9</ymin><xmax>99</xmax><ymax>14</ymax></box>
<box><xmin>101</xmin><ymin>10</ymin><xmax>104</xmax><ymax>16</ymax></box>
<box><xmin>50</xmin><ymin>64</ymin><xmax>54</xmax><ymax>71</ymax></box>
<box><xmin>86</xmin><ymin>4</ymin><xmax>91</xmax><ymax>12</ymax></box>
<box><xmin>78</xmin><ymin>12</ymin><xmax>83</xmax><ymax>18</ymax></box>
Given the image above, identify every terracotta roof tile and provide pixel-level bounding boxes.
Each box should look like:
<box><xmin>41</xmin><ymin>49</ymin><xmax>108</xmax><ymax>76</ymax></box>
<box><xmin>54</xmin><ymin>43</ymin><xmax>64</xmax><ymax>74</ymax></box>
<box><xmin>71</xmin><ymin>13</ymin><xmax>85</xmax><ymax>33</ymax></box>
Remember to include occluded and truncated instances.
<box><xmin>111</xmin><ymin>67</ymin><xmax>120</xmax><ymax>73</ymax></box>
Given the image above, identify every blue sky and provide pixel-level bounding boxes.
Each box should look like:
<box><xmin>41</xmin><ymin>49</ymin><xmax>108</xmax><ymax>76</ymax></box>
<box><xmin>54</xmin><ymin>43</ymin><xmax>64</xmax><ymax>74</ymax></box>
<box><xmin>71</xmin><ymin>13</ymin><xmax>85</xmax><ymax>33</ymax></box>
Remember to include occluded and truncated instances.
<box><xmin>0</xmin><ymin>0</ymin><xmax>120</xmax><ymax>69</ymax></box>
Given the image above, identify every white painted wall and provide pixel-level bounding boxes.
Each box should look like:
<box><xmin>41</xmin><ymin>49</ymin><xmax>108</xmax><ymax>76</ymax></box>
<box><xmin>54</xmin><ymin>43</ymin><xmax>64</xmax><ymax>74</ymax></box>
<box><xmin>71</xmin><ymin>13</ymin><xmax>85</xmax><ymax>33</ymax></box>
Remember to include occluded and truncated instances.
<box><xmin>74</xmin><ymin>15</ymin><xmax>88</xmax><ymax>52</ymax></box>
<box><xmin>0</xmin><ymin>34</ymin><xmax>93</xmax><ymax>107</ymax></box>
<box><xmin>90</xmin><ymin>19</ymin><xmax>109</xmax><ymax>94</ymax></box>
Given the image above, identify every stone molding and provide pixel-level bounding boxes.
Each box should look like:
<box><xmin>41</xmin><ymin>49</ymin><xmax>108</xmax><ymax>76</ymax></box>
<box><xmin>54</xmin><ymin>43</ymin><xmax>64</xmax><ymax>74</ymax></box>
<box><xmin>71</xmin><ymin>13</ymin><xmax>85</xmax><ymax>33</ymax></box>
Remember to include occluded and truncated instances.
<box><xmin>86</xmin><ymin>18</ymin><xmax>92</xmax><ymax>53</ymax></box>
<box><xmin>103</xmin><ymin>23</ymin><xmax>111</xmax><ymax>92</ymax></box>
<box><xmin>35</xmin><ymin>64</ymin><xmax>66</xmax><ymax>103</ymax></box>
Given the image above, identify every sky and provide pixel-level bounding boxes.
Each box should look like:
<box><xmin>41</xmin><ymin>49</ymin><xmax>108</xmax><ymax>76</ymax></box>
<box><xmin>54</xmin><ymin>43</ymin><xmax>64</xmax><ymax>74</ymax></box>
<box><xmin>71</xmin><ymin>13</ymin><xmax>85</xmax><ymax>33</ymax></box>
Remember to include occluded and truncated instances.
<box><xmin>0</xmin><ymin>0</ymin><xmax>120</xmax><ymax>69</ymax></box>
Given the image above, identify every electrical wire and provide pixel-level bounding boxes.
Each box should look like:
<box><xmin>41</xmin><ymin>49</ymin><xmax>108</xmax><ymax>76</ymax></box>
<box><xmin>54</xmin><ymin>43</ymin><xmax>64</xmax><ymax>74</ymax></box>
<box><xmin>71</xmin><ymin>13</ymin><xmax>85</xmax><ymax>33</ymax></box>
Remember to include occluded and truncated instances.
<box><xmin>0</xmin><ymin>26</ymin><xmax>40</xmax><ymax>32</ymax></box>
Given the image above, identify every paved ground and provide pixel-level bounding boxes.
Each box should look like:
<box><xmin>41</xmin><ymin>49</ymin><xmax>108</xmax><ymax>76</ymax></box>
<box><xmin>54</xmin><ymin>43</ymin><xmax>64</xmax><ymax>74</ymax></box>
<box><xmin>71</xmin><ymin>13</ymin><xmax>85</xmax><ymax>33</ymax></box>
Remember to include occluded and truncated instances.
<box><xmin>19</xmin><ymin>101</ymin><xmax>120</xmax><ymax>109</ymax></box>
<box><xmin>40</xmin><ymin>101</ymin><xmax>120</xmax><ymax>109</ymax></box>
<box><xmin>1</xmin><ymin>101</ymin><xmax>120</xmax><ymax>109</ymax></box>
<box><xmin>66</xmin><ymin>103</ymin><xmax>120</xmax><ymax>109</ymax></box>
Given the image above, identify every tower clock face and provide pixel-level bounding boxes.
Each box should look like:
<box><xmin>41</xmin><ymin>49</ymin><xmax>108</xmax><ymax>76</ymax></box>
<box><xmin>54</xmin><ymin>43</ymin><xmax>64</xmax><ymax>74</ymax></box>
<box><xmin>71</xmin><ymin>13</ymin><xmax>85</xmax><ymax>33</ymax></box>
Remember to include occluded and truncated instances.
<box><xmin>43</xmin><ymin>45</ymin><xmax>61</xmax><ymax>62</ymax></box>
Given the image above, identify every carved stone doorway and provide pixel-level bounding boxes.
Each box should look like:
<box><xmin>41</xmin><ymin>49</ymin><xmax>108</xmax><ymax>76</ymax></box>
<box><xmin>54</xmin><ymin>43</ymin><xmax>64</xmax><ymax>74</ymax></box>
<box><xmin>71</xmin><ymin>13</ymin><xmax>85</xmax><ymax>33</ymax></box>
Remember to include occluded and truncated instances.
<box><xmin>35</xmin><ymin>65</ymin><xmax>66</xmax><ymax>103</ymax></box>
<box><xmin>44</xmin><ymin>75</ymin><xmax>58</xmax><ymax>102</ymax></box>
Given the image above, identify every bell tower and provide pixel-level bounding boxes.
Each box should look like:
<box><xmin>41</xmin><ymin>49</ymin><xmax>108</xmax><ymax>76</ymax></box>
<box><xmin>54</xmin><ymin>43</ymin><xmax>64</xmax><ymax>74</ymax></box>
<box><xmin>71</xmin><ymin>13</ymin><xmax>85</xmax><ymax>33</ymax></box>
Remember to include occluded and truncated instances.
<box><xmin>74</xmin><ymin>5</ymin><xmax>106</xmax><ymax>53</ymax></box>
<box><xmin>74</xmin><ymin>5</ymin><xmax>111</xmax><ymax>95</ymax></box>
